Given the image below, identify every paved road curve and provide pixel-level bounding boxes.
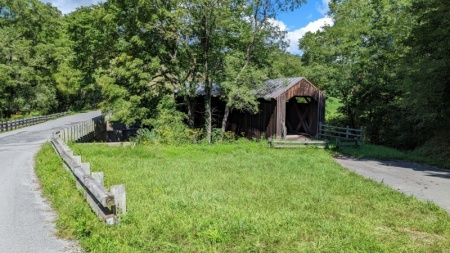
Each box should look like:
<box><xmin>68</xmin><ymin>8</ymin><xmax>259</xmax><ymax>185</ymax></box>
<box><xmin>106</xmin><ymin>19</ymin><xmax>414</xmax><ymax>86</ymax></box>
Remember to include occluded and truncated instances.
<box><xmin>335</xmin><ymin>156</ymin><xmax>450</xmax><ymax>213</ymax></box>
<box><xmin>0</xmin><ymin>111</ymin><xmax>101</xmax><ymax>253</ymax></box>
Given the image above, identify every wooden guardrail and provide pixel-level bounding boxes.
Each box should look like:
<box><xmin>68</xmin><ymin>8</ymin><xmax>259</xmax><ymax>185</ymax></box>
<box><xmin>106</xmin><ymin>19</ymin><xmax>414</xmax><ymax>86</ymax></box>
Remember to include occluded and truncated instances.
<box><xmin>0</xmin><ymin>112</ymin><xmax>68</xmax><ymax>132</ymax></box>
<box><xmin>51</xmin><ymin>117</ymin><xmax>126</xmax><ymax>225</ymax></box>
<box><xmin>318</xmin><ymin>123</ymin><xmax>363</xmax><ymax>148</ymax></box>
<box><xmin>57</xmin><ymin>116</ymin><xmax>105</xmax><ymax>143</ymax></box>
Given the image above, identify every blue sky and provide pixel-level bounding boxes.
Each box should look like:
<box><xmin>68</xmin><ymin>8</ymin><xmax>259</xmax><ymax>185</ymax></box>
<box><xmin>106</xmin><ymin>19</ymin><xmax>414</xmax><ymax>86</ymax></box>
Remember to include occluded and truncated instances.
<box><xmin>41</xmin><ymin>0</ymin><xmax>332</xmax><ymax>54</ymax></box>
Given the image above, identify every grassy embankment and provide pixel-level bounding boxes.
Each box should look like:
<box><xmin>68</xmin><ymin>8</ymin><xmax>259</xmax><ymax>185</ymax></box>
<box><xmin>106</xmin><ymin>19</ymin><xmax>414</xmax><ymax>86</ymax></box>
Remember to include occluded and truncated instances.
<box><xmin>36</xmin><ymin>142</ymin><xmax>450</xmax><ymax>252</ymax></box>
<box><xmin>326</xmin><ymin>97</ymin><xmax>450</xmax><ymax>169</ymax></box>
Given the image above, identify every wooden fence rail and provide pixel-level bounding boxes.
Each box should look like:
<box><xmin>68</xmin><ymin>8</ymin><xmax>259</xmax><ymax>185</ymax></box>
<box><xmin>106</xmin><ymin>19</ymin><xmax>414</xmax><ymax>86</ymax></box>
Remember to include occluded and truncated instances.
<box><xmin>51</xmin><ymin>116</ymin><xmax>126</xmax><ymax>225</ymax></box>
<box><xmin>0</xmin><ymin>112</ymin><xmax>68</xmax><ymax>132</ymax></box>
<box><xmin>318</xmin><ymin>123</ymin><xmax>364</xmax><ymax>148</ymax></box>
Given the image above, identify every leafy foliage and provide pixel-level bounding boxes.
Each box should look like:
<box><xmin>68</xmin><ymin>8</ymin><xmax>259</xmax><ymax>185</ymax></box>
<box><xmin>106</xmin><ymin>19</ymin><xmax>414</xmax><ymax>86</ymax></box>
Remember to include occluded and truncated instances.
<box><xmin>301</xmin><ymin>0</ymin><xmax>414</xmax><ymax>145</ymax></box>
<box><xmin>146</xmin><ymin>97</ymin><xmax>194</xmax><ymax>145</ymax></box>
<box><xmin>300</xmin><ymin>0</ymin><xmax>449</xmax><ymax>155</ymax></box>
<box><xmin>397</xmin><ymin>0</ymin><xmax>450</xmax><ymax>148</ymax></box>
<box><xmin>97</xmin><ymin>54</ymin><xmax>162</xmax><ymax>125</ymax></box>
<box><xmin>0</xmin><ymin>0</ymin><xmax>65</xmax><ymax>118</ymax></box>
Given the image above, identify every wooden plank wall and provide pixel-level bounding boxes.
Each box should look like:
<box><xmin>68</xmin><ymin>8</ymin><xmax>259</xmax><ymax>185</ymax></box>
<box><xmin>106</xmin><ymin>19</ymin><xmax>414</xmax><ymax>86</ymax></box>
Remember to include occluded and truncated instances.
<box><xmin>181</xmin><ymin>78</ymin><xmax>326</xmax><ymax>140</ymax></box>
<box><xmin>227</xmin><ymin>99</ymin><xmax>277</xmax><ymax>139</ymax></box>
<box><xmin>283</xmin><ymin>79</ymin><xmax>321</xmax><ymax>102</ymax></box>
<box><xmin>275</xmin><ymin>79</ymin><xmax>324</xmax><ymax>138</ymax></box>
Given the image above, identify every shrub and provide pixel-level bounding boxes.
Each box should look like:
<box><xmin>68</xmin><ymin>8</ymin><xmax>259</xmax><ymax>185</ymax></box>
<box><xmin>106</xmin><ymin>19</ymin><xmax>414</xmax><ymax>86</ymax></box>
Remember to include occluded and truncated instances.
<box><xmin>143</xmin><ymin>97</ymin><xmax>194</xmax><ymax>145</ymax></box>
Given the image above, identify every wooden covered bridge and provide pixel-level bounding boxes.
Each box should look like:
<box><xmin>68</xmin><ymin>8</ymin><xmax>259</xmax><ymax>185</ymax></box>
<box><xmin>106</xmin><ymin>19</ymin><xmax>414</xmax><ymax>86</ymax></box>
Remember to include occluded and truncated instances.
<box><xmin>181</xmin><ymin>77</ymin><xmax>327</xmax><ymax>140</ymax></box>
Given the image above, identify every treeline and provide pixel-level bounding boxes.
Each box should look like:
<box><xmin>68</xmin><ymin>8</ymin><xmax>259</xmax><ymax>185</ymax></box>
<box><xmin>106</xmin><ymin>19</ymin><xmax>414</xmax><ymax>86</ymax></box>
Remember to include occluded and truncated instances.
<box><xmin>0</xmin><ymin>0</ymin><xmax>448</xmax><ymax>153</ymax></box>
<box><xmin>0</xmin><ymin>0</ymin><xmax>304</xmax><ymax>143</ymax></box>
<box><xmin>300</xmin><ymin>0</ymin><xmax>449</xmax><ymax>155</ymax></box>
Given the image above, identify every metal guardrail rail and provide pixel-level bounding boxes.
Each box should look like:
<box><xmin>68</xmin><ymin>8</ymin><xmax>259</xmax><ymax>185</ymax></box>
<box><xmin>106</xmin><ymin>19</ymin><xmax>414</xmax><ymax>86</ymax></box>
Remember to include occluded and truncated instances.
<box><xmin>0</xmin><ymin>112</ymin><xmax>68</xmax><ymax>132</ymax></box>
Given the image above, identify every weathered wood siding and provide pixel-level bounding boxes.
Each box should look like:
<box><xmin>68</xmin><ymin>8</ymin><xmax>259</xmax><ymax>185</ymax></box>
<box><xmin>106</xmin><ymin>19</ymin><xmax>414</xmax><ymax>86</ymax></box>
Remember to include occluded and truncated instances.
<box><xmin>273</xmin><ymin>79</ymin><xmax>326</xmax><ymax>138</ymax></box>
<box><xmin>179</xmin><ymin>78</ymin><xmax>326</xmax><ymax>140</ymax></box>
<box><xmin>227</xmin><ymin>99</ymin><xmax>276</xmax><ymax>139</ymax></box>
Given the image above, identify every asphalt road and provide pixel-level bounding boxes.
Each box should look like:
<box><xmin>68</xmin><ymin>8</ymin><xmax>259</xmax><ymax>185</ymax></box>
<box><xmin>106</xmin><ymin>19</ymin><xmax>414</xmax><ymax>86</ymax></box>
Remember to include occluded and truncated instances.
<box><xmin>335</xmin><ymin>156</ymin><xmax>450</xmax><ymax>213</ymax></box>
<box><xmin>0</xmin><ymin>111</ymin><xmax>100</xmax><ymax>253</ymax></box>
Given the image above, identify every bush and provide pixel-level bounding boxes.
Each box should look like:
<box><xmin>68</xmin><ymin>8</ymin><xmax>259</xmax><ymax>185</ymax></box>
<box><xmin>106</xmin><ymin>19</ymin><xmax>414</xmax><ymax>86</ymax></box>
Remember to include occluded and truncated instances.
<box><xmin>133</xmin><ymin>128</ymin><xmax>158</xmax><ymax>145</ymax></box>
<box><xmin>134</xmin><ymin>97</ymin><xmax>242</xmax><ymax>145</ymax></box>
<box><xmin>138</xmin><ymin>97</ymin><xmax>195</xmax><ymax>145</ymax></box>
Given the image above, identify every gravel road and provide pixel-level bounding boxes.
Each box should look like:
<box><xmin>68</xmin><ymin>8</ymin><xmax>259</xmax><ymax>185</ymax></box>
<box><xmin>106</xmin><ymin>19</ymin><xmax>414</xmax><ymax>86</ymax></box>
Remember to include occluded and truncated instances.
<box><xmin>334</xmin><ymin>156</ymin><xmax>450</xmax><ymax>213</ymax></box>
<box><xmin>0</xmin><ymin>111</ymin><xmax>100</xmax><ymax>253</ymax></box>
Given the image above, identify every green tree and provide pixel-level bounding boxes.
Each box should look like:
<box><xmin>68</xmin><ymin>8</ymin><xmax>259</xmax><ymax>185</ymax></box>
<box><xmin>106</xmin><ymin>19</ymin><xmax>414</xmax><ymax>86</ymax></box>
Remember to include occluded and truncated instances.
<box><xmin>397</xmin><ymin>0</ymin><xmax>450</xmax><ymax>149</ymax></box>
<box><xmin>90</xmin><ymin>0</ymin><xmax>304</xmax><ymax>143</ymax></box>
<box><xmin>97</xmin><ymin>53</ymin><xmax>163</xmax><ymax>125</ymax></box>
<box><xmin>94</xmin><ymin>0</ymin><xmax>174</xmax><ymax>125</ymax></box>
<box><xmin>189</xmin><ymin>0</ymin><xmax>305</xmax><ymax>140</ymax></box>
<box><xmin>0</xmin><ymin>0</ymin><xmax>67</xmax><ymax>118</ymax></box>
<box><xmin>64</xmin><ymin>4</ymin><xmax>118</xmax><ymax>110</ymax></box>
<box><xmin>268</xmin><ymin>51</ymin><xmax>304</xmax><ymax>78</ymax></box>
<box><xmin>300</xmin><ymin>0</ymin><xmax>414</xmax><ymax>145</ymax></box>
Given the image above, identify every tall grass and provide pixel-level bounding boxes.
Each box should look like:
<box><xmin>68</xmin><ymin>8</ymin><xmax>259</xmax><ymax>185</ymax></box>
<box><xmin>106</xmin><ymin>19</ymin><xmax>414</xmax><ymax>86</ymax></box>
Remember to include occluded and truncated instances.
<box><xmin>36</xmin><ymin>141</ymin><xmax>450</xmax><ymax>252</ymax></box>
<box><xmin>333</xmin><ymin>143</ymin><xmax>450</xmax><ymax>169</ymax></box>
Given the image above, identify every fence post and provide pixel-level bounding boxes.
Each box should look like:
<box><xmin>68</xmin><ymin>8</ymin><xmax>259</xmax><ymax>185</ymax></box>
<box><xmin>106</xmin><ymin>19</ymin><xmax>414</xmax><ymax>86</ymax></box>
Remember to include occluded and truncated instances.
<box><xmin>360</xmin><ymin>126</ymin><xmax>364</xmax><ymax>143</ymax></box>
<box><xmin>346</xmin><ymin>125</ymin><xmax>349</xmax><ymax>139</ymax></box>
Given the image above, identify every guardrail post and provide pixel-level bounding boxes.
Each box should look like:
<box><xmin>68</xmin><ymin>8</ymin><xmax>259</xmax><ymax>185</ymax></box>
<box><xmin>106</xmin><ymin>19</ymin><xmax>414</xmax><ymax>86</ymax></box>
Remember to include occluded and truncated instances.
<box><xmin>73</xmin><ymin>156</ymin><xmax>82</xmax><ymax>166</ymax></box>
<box><xmin>81</xmin><ymin>162</ymin><xmax>91</xmax><ymax>174</ymax></box>
<box><xmin>92</xmin><ymin>171</ymin><xmax>104</xmax><ymax>185</ymax></box>
<box><xmin>111</xmin><ymin>184</ymin><xmax>127</xmax><ymax>215</ymax></box>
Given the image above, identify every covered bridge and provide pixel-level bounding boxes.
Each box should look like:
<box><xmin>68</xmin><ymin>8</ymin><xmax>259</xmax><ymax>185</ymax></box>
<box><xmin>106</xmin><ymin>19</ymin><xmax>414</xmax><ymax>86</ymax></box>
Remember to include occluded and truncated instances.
<box><xmin>181</xmin><ymin>77</ymin><xmax>326</xmax><ymax>139</ymax></box>
<box><xmin>227</xmin><ymin>77</ymin><xmax>326</xmax><ymax>139</ymax></box>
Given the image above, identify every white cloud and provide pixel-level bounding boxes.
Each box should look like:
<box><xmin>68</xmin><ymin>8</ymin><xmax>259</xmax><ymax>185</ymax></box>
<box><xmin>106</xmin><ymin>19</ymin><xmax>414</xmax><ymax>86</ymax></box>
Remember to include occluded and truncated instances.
<box><xmin>270</xmin><ymin>17</ymin><xmax>333</xmax><ymax>55</ymax></box>
<box><xmin>41</xmin><ymin>0</ymin><xmax>103</xmax><ymax>14</ymax></box>
<box><xmin>317</xmin><ymin>0</ymin><xmax>331</xmax><ymax>16</ymax></box>
<box><xmin>268</xmin><ymin>19</ymin><xmax>288</xmax><ymax>31</ymax></box>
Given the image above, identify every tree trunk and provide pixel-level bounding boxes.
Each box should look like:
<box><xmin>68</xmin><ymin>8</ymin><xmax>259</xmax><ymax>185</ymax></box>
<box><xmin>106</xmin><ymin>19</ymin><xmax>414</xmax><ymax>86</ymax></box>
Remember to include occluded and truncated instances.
<box><xmin>202</xmin><ymin>11</ymin><xmax>212</xmax><ymax>144</ymax></box>
<box><xmin>184</xmin><ymin>95</ymin><xmax>195</xmax><ymax>128</ymax></box>
<box><xmin>221</xmin><ymin>105</ymin><xmax>231</xmax><ymax>138</ymax></box>
<box><xmin>204</xmin><ymin>81</ymin><xmax>212</xmax><ymax>143</ymax></box>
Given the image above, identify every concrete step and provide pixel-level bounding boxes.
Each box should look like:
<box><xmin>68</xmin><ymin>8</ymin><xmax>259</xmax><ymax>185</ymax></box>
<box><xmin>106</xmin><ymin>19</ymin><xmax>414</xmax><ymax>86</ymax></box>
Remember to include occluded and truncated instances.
<box><xmin>270</xmin><ymin>139</ymin><xmax>328</xmax><ymax>149</ymax></box>
<box><xmin>273</xmin><ymin>145</ymin><xmax>327</xmax><ymax>149</ymax></box>
<box><xmin>271</xmin><ymin>140</ymin><xmax>327</xmax><ymax>144</ymax></box>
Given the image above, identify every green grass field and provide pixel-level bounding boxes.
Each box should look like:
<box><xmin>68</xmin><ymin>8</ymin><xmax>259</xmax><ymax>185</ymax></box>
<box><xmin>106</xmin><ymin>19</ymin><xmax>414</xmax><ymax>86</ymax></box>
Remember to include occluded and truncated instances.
<box><xmin>35</xmin><ymin>141</ymin><xmax>450</xmax><ymax>252</ymax></box>
<box><xmin>325</xmin><ymin>97</ymin><xmax>344</xmax><ymax>120</ymax></box>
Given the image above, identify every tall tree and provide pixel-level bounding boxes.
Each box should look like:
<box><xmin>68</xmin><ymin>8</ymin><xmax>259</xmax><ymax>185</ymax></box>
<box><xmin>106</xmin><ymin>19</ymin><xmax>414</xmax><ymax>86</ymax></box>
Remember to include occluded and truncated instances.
<box><xmin>218</xmin><ymin>0</ymin><xmax>298</xmax><ymax>136</ymax></box>
<box><xmin>185</xmin><ymin>0</ymin><xmax>305</xmax><ymax>141</ymax></box>
<box><xmin>0</xmin><ymin>0</ymin><xmax>67</xmax><ymax>118</ymax></box>
<box><xmin>65</xmin><ymin>4</ymin><xmax>118</xmax><ymax>110</ymax></box>
<box><xmin>300</xmin><ymin>0</ymin><xmax>414</xmax><ymax>145</ymax></box>
<box><xmin>95</xmin><ymin>0</ymin><xmax>177</xmax><ymax>125</ymax></box>
<box><xmin>92</xmin><ymin>0</ymin><xmax>304</xmax><ymax>143</ymax></box>
<box><xmin>398</xmin><ymin>0</ymin><xmax>450</xmax><ymax>148</ymax></box>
